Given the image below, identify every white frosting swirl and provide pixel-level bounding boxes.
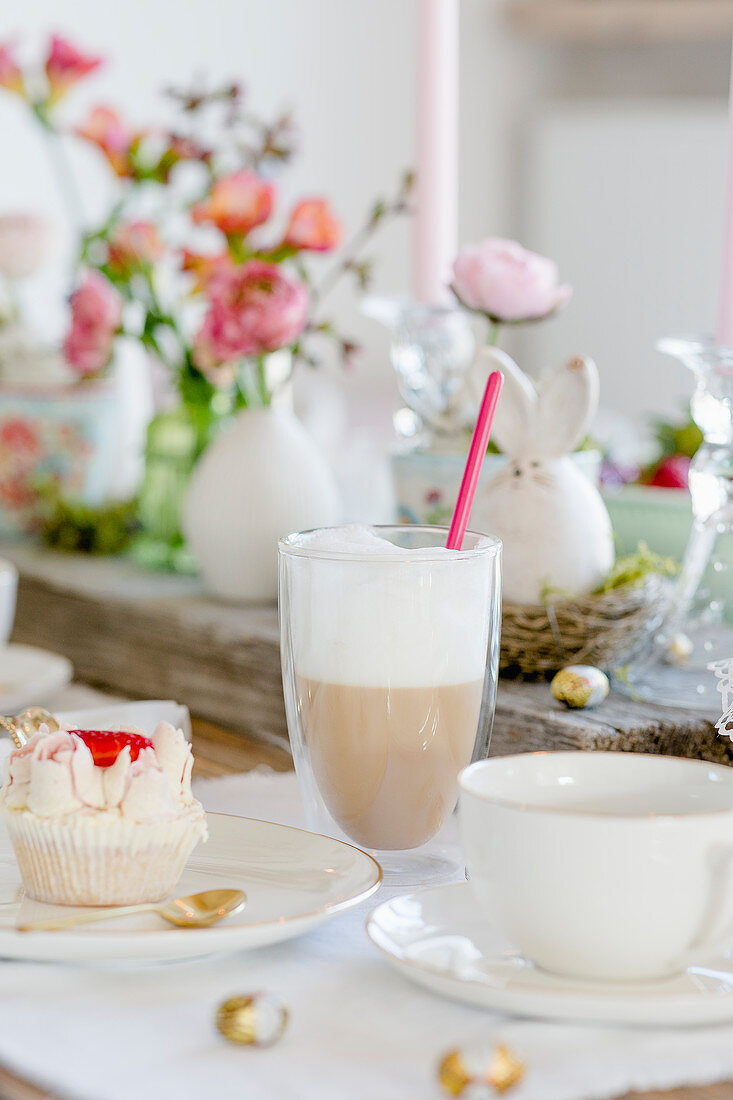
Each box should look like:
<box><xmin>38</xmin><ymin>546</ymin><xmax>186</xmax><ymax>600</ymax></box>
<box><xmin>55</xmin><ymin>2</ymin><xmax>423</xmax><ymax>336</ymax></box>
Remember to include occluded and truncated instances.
<box><xmin>1</xmin><ymin>722</ymin><xmax>199</xmax><ymax>824</ymax></box>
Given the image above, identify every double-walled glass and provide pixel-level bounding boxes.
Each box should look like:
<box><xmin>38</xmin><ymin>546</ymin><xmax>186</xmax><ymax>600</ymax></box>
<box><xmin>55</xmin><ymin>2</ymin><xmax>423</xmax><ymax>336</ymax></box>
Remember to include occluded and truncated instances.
<box><xmin>279</xmin><ymin>526</ymin><xmax>501</xmax><ymax>879</ymax></box>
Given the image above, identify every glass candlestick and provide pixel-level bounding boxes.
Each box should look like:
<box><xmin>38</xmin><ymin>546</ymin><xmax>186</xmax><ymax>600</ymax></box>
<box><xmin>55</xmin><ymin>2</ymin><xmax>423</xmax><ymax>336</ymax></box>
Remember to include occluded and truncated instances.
<box><xmin>362</xmin><ymin>295</ymin><xmax>476</xmax><ymax>448</ymax></box>
<box><xmin>617</xmin><ymin>335</ymin><xmax>733</xmax><ymax>709</ymax></box>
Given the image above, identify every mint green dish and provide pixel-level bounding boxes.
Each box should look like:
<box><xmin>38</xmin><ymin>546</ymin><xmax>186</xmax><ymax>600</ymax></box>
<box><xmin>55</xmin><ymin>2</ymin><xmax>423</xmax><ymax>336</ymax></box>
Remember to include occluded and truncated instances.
<box><xmin>602</xmin><ymin>485</ymin><xmax>692</xmax><ymax>560</ymax></box>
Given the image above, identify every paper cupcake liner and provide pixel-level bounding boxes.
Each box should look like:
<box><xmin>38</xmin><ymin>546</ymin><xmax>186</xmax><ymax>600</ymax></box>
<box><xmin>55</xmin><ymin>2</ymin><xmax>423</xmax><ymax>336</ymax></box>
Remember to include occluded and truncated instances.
<box><xmin>1</xmin><ymin>808</ymin><xmax>208</xmax><ymax>906</ymax></box>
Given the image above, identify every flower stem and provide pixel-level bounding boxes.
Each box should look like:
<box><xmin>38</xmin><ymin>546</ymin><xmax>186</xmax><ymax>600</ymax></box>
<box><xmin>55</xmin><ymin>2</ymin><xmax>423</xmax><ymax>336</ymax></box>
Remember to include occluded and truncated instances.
<box><xmin>37</xmin><ymin>119</ymin><xmax>85</xmax><ymax>236</ymax></box>
<box><xmin>256</xmin><ymin>356</ymin><xmax>271</xmax><ymax>406</ymax></box>
<box><xmin>487</xmin><ymin>319</ymin><xmax>501</xmax><ymax>347</ymax></box>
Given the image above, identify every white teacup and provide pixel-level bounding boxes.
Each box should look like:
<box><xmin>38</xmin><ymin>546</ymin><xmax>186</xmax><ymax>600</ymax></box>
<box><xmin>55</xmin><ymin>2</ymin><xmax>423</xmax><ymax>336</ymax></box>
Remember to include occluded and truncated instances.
<box><xmin>459</xmin><ymin>752</ymin><xmax>733</xmax><ymax>982</ymax></box>
<box><xmin>0</xmin><ymin>558</ymin><xmax>17</xmax><ymax>648</ymax></box>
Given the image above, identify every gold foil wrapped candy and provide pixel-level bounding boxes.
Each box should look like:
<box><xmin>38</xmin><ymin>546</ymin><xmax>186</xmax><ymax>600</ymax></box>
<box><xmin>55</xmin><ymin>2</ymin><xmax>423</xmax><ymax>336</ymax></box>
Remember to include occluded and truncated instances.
<box><xmin>551</xmin><ymin>665</ymin><xmax>609</xmax><ymax>709</ymax></box>
<box><xmin>667</xmin><ymin>632</ymin><xmax>693</xmax><ymax>666</ymax></box>
<box><xmin>438</xmin><ymin>1044</ymin><xmax>524</xmax><ymax>1095</ymax></box>
<box><xmin>216</xmin><ymin>993</ymin><xmax>289</xmax><ymax>1047</ymax></box>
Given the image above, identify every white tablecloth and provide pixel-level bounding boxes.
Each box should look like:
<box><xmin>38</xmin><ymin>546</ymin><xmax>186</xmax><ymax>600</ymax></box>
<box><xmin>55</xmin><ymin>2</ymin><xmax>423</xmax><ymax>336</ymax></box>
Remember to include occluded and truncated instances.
<box><xmin>2</xmin><ymin>698</ymin><xmax>733</xmax><ymax>1100</ymax></box>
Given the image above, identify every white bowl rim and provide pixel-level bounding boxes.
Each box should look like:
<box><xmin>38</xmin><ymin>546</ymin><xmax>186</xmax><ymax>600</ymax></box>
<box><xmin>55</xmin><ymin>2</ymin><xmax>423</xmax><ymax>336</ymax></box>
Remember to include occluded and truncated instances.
<box><xmin>459</xmin><ymin>751</ymin><xmax>733</xmax><ymax>820</ymax></box>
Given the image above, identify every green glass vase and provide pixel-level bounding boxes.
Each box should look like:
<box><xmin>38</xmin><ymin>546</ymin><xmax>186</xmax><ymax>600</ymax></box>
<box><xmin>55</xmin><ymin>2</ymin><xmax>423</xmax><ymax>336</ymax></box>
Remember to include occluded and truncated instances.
<box><xmin>132</xmin><ymin>393</ymin><xmax>232</xmax><ymax>573</ymax></box>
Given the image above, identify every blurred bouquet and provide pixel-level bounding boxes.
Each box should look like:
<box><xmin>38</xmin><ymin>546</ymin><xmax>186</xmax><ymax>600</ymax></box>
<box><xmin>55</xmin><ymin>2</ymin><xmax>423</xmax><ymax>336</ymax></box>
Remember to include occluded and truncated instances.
<box><xmin>0</xmin><ymin>34</ymin><xmax>410</xmax><ymax>401</ymax></box>
<box><xmin>0</xmin><ymin>34</ymin><xmax>410</xmax><ymax>563</ymax></box>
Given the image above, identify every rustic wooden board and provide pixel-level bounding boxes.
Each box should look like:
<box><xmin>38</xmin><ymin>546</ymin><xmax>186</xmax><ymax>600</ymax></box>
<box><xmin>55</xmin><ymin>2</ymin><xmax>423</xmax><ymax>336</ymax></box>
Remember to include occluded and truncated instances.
<box><xmin>2</xmin><ymin>542</ymin><xmax>723</xmax><ymax>765</ymax></box>
<box><xmin>4</xmin><ymin>543</ymin><xmax>289</xmax><ymax>751</ymax></box>
<box><xmin>493</xmin><ymin>681</ymin><xmax>728</xmax><ymax>764</ymax></box>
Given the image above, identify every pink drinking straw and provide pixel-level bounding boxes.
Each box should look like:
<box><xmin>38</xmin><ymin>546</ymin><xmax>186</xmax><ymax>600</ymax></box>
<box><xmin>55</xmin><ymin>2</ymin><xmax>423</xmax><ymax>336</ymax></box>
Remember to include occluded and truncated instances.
<box><xmin>446</xmin><ymin>370</ymin><xmax>504</xmax><ymax>550</ymax></box>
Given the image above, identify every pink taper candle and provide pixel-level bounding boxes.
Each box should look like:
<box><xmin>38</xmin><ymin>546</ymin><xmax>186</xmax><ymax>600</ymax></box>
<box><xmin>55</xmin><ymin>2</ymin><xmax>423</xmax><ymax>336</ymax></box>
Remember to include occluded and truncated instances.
<box><xmin>718</xmin><ymin>40</ymin><xmax>733</xmax><ymax>347</ymax></box>
<box><xmin>414</xmin><ymin>0</ymin><xmax>459</xmax><ymax>306</ymax></box>
<box><xmin>446</xmin><ymin>370</ymin><xmax>504</xmax><ymax>550</ymax></box>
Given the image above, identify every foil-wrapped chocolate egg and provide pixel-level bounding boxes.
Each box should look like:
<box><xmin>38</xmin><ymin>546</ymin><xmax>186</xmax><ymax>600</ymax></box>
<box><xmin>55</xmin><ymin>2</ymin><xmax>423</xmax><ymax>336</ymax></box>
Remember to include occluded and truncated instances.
<box><xmin>438</xmin><ymin>1044</ymin><xmax>524</xmax><ymax>1095</ymax></box>
<box><xmin>667</xmin><ymin>632</ymin><xmax>693</xmax><ymax>666</ymax></box>
<box><xmin>551</xmin><ymin>665</ymin><xmax>609</xmax><ymax>709</ymax></box>
<box><xmin>216</xmin><ymin>993</ymin><xmax>288</xmax><ymax>1046</ymax></box>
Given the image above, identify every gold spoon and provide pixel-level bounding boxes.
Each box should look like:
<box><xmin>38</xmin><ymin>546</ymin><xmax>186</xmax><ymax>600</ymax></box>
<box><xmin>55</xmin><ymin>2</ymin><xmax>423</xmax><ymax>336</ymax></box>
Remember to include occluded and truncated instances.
<box><xmin>17</xmin><ymin>888</ymin><xmax>246</xmax><ymax>932</ymax></box>
<box><xmin>0</xmin><ymin>707</ymin><xmax>59</xmax><ymax>748</ymax></box>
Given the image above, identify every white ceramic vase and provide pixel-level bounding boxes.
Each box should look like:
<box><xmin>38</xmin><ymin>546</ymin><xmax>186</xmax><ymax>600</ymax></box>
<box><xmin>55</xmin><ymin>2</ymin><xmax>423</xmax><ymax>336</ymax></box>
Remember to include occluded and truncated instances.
<box><xmin>183</xmin><ymin>405</ymin><xmax>341</xmax><ymax>602</ymax></box>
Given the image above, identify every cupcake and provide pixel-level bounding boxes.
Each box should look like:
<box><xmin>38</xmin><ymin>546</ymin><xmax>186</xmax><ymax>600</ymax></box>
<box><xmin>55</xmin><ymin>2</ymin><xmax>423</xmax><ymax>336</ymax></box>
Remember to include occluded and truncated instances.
<box><xmin>0</xmin><ymin>721</ymin><xmax>207</xmax><ymax>906</ymax></box>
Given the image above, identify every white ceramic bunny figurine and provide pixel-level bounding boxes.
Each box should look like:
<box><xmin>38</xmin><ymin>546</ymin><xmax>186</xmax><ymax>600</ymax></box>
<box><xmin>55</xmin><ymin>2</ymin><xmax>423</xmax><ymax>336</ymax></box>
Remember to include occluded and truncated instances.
<box><xmin>474</xmin><ymin>347</ymin><xmax>614</xmax><ymax>605</ymax></box>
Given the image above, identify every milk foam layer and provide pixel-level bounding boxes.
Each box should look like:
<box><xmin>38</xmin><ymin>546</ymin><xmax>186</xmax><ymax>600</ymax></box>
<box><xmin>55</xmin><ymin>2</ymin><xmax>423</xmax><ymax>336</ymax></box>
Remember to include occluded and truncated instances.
<box><xmin>285</xmin><ymin>525</ymin><xmax>497</xmax><ymax>687</ymax></box>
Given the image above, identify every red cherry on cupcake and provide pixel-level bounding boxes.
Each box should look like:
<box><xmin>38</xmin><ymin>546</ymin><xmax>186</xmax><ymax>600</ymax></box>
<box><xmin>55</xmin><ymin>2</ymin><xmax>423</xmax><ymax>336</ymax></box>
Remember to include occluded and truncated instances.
<box><xmin>68</xmin><ymin>729</ymin><xmax>153</xmax><ymax>767</ymax></box>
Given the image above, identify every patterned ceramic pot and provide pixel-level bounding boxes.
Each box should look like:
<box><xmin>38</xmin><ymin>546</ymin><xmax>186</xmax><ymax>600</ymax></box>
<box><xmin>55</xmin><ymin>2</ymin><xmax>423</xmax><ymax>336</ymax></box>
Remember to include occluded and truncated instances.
<box><xmin>0</xmin><ymin>341</ymin><xmax>153</xmax><ymax>537</ymax></box>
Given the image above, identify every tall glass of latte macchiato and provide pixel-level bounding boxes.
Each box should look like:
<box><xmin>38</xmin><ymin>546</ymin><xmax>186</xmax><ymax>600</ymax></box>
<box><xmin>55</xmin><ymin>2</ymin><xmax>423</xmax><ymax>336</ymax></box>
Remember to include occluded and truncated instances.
<box><xmin>279</xmin><ymin>525</ymin><xmax>502</xmax><ymax>884</ymax></box>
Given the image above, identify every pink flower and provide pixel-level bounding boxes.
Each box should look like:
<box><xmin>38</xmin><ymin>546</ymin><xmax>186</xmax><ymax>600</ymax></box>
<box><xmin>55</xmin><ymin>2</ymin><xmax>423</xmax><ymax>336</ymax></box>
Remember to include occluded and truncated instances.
<box><xmin>45</xmin><ymin>35</ymin><xmax>102</xmax><ymax>104</ymax></box>
<box><xmin>284</xmin><ymin>198</ymin><xmax>342</xmax><ymax>252</ymax></box>
<box><xmin>76</xmin><ymin>106</ymin><xmax>135</xmax><ymax>178</ymax></box>
<box><xmin>180</xmin><ymin>250</ymin><xmax>235</xmax><ymax>293</ymax></box>
<box><xmin>0</xmin><ymin>213</ymin><xmax>54</xmax><ymax>280</ymax></box>
<box><xmin>107</xmin><ymin>221</ymin><xmax>163</xmax><ymax>275</ymax></box>
<box><xmin>63</xmin><ymin>271</ymin><xmax>122</xmax><ymax>379</ymax></box>
<box><xmin>193</xmin><ymin>260</ymin><xmax>308</xmax><ymax>371</ymax></box>
<box><xmin>191</xmin><ymin>169</ymin><xmax>275</xmax><ymax>238</ymax></box>
<box><xmin>0</xmin><ymin>419</ymin><xmax>39</xmax><ymax>456</ymax></box>
<box><xmin>452</xmin><ymin>238</ymin><xmax>572</xmax><ymax>323</ymax></box>
<box><xmin>0</xmin><ymin>42</ymin><xmax>24</xmax><ymax>96</ymax></box>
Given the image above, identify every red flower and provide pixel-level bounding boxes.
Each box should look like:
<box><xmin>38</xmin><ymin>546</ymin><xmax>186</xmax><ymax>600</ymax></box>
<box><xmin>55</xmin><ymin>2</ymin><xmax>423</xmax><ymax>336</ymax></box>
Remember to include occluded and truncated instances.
<box><xmin>0</xmin><ymin>42</ymin><xmax>24</xmax><ymax>96</ymax></box>
<box><xmin>284</xmin><ymin>198</ymin><xmax>342</xmax><ymax>252</ymax></box>
<box><xmin>45</xmin><ymin>35</ymin><xmax>102</xmax><ymax>105</ymax></box>
<box><xmin>193</xmin><ymin>260</ymin><xmax>308</xmax><ymax>371</ymax></box>
<box><xmin>191</xmin><ymin>169</ymin><xmax>275</xmax><ymax>238</ymax></box>
<box><xmin>107</xmin><ymin>221</ymin><xmax>163</xmax><ymax>275</ymax></box>
<box><xmin>63</xmin><ymin>271</ymin><xmax>122</xmax><ymax>379</ymax></box>
<box><xmin>76</xmin><ymin>106</ymin><xmax>135</xmax><ymax>178</ymax></box>
<box><xmin>0</xmin><ymin>419</ymin><xmax>39</xmax><ymax>456</ymax></box>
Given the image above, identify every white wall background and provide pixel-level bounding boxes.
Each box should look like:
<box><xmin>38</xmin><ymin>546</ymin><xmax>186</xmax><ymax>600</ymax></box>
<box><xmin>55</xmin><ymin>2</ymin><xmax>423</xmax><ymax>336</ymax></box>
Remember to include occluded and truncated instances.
<box><xmin>0</xmin><ymin>0</ymin><xmax>731</xmax><ymax>461</ymax></box>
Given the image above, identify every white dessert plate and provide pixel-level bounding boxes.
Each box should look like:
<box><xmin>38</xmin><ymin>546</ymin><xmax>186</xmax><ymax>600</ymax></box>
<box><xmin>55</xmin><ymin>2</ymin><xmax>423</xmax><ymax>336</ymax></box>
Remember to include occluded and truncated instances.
<box><xmin>0</xmin><ymin>644</ymin><xmax>73</xmax><ymax>713</ymax></box>
<box><xmin>0</xmin><ymin>812</ymin><xmax>381</xmax><ymax>963</ymax></box>
<box><xmin>367</xmin><ymin>883</ymin><xmax>733</xmax><ymax>1027</ymax></box>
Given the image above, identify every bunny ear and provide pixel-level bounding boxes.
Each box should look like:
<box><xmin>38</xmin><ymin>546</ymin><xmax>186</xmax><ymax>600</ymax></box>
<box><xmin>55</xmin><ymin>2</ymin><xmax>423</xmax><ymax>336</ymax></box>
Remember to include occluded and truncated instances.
<box><xmin>475</xmin><ymin>346</ymin><xmax>537</xmax><ymax>456</ymax></box>
<box><xmin>534</xmin><ymin>355</ymin><xmax>599</xmax><ymax>458</ymax></box>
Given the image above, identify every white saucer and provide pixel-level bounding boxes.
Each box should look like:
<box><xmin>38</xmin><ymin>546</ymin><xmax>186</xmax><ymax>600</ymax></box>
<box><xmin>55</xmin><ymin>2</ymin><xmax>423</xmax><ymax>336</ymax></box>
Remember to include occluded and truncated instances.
<box><xmin>0</xmin><ymin>644</ymin><xmax>73</xmax><ymax>713</ymax></box>
<box><xmin>0</xmin><ymin>812</ymin><xmax>381</xmax><ymax>963</ymax></box>
<box><xmin>367</xmin><ymin>882</ymin><xmax>733</xmax><ymax>1026</ymax></box>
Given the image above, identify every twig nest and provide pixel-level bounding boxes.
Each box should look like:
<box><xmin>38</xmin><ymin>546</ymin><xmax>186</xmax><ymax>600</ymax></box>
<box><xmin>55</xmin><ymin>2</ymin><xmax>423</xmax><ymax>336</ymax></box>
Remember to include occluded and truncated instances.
<box><xmin>216</xmin><ymin>993</ymin><xmax>289</xmax><ymax>1046</ymax></box>
<box><xmin>500</xmin><ymin>574</ymin><xmax>671</xmax><ymax>678</ymax></box>
<box><xmin>551</xmin><ymin>665</ymin><xmax>609</xmax><ymax>709</ymax></box>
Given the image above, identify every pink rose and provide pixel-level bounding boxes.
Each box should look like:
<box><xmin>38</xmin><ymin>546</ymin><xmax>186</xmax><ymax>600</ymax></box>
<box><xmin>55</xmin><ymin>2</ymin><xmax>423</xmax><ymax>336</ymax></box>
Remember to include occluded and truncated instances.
<box><xmin>191</xmin><ymin>169</ymin><xmax>275</xmax><ymax>238</ymax></box>
<box><xmin>45</xmin><ymin>35</ymin><xmax>102</xmax><ymax>105</ymax></box>
<box><xmin>284</xmin><ymin>198</ymin><xmax>342</xmax><ymax>252</ymax></box>
<box><xmin>0</xmin><ymin>42</ymin><xmax>24</xmax><ymax>96</ymax></box>
<box><xmin>107</xmin><ymin>220</ymin><xmax>163</xmax><ymax>275</ymax></box>
<box><xmin>452</xmin><ymin>238</ymin><xmax>572</xmax><ymax>323</ymax></box>
<box><xmin>0</xmin><ymin>213</ymin><xmax>54</xmax><ymax>280</ymax></box>
<box><xmin>63</xmin><ymin>271</ymin><xmax>122</xmax><ymax>379</ymax></box>
<box><xmin>193</xmin><ymin>260</ymin><xmax>308</xmax><ymax>372</ymax></box>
